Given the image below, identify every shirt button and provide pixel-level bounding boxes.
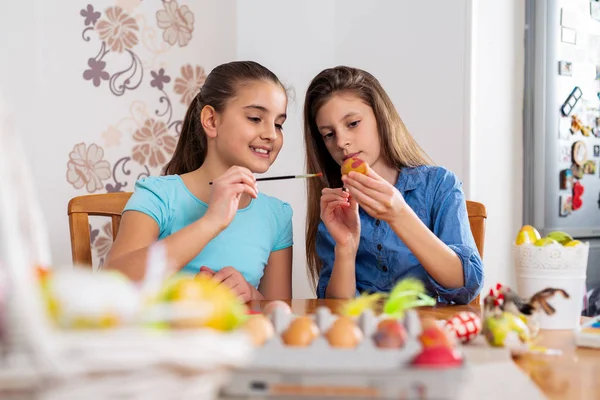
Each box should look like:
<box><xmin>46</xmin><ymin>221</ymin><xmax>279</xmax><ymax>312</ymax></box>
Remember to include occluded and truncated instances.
<box><xmin>375</xmin><ymin>219</ymin><xmax>381</xmax><ymax>226</ymax></box>
<box><xmin>382</xmin><ymin>265</ymin><xmax>388</xmax><ymax>272</ymax></box>
<box><xmin>377</xmin><ymin>244</ymin><xmax>382</xmax><ymax>251</ymax></box>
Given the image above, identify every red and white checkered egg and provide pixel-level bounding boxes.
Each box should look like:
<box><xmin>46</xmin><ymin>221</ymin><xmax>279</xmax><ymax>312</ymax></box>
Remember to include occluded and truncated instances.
<box><xmin>444</xmin><ymin>311</ymin><xmax>481</xmax><ymax>343</ymax></box>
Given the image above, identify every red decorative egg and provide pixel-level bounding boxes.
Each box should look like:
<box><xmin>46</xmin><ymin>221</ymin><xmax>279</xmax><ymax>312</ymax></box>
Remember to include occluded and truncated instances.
<box><xmin>445</xmin><ymin>311</ymin><xmax>481</xmax><ymax>343</ymax></box>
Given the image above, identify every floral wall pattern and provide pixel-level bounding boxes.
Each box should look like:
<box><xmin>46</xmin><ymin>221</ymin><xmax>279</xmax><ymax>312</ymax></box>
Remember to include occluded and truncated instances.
<box><xmin>65</xmin><ymin>1</ymin><xmax>209</xmax><ymax>267</ymax></box>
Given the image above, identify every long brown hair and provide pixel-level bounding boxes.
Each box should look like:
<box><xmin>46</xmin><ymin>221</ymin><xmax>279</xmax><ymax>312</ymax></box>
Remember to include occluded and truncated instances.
<box><xmin>163</xmin><ymin>61</ymin><xmax>284</xmax><ymax>175</ymax></box>
<box><xmin>303</xmin><ymin>66</ymin><xmax>434</xmax><ymax>290</ymax></box>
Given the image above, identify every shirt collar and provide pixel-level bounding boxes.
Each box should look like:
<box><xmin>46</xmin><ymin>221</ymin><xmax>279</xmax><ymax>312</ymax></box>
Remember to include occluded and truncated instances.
<box><xmin>395</xmin><ymin>166</ymin><xmax>421</xmax><ymax>194</ymax></box>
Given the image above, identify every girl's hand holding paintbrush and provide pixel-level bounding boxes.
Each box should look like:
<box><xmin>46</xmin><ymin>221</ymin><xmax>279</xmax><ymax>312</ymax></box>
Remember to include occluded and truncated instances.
<box><xmin>204</xmin><ymin>166</ymin><xmax>258</xmax><ymax>232</ymax></box>
<box><xmin>206</xmin><ymin>167</ymin><xmax>322</xmax><ymax>231</ymax></box>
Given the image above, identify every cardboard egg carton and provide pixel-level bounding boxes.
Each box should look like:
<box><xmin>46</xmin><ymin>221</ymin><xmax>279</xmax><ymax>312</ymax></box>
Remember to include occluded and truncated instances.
<box><xmin>222</xmin><ymin>307</ymin><xmax>468</xmax><ymax>399</ymax></box>
<box><xmin>249</xmin><ymin>306</ymin><xmax>423</xmax><ymax>372</ymax></box>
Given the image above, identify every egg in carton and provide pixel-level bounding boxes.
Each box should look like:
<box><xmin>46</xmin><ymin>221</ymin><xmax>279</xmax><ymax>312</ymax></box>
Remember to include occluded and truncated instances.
<box><xmin>225</xmin><ymin>307</ymin><xmax>468</xmax><ymax>399</ymax></box>
<box><xmin>242</xmin><ymin>305</ymin><xmax>425</xmax><ymax>371</ymax></box>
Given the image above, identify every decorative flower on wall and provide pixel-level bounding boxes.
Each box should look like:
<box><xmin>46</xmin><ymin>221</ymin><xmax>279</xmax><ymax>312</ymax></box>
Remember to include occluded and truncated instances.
<box><xmin>132</xmin><ymin>119</ymin><xmax>177</xmax><ymax>168</ymax></box>
<box><xmin>80</xmin><ymin>4</ymin><xmax>101</xmax><ymax>26</ymax></box>
<box><xmin>83</xmin><ymin>58</ymin><xmax>110</xmax><ymax>87</ymax></box>
<box><xmin>70</xmin><ymin>1</ymin><xmax>203</xmax><ymax>268</ymax></box>
<box><xmin>150</xmin><ymin>68</ymin><xmax>171</xmax><ymax>90</ymax></box>
<box><xmin>174</xmin><ymin>64</ymin><xmax>206</xmax><ymax>105</ymax></box>
<box><xmin>156</xmin><ymin>0</ymin><xmax>195</xmax><ymax>47</ymax></box>
<box><xmin>96</xmin><ymin>7</ymin><xmax>139</xmax><ymax>53</ymax></box>
<box><xmin>66</xmin><ymin>143</ymin><xmax>112</xmax><ymax>193</ymax></box>
<box><xmin>93</xmin><ymin>222</ymin><xmax>114</xmax><ymax>266</ymax></box>
<box><xmin>102</xmin><ymin>125</ymin><xmax>122</xmax><ymax>147</ymax></box>
<box><xmin>81</xmin><ymin>5</ymin><xmax>143</xmax><ymax>96</ymax></box>
<box><xmin>116</xmin><ymin>0</ymin><xmax>141</xmax><ymax>13</ymax></box>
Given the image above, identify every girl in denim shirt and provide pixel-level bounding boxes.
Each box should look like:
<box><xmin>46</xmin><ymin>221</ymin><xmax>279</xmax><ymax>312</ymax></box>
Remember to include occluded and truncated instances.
<box><xmin>303</xmin><ymin>66</ymin><xmax>483</xmax><ymax>304</ymax></box>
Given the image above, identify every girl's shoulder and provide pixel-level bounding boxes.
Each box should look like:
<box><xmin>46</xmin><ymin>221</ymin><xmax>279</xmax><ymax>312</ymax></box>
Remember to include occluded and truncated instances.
<box><xmin>399</xmin><ymin>165</ymin><xmax>462</xmax><ymax>192</ymax></box>
<box><xmin>255</xmin><ymin>192</ymin><xmax>293</xmax><ymax>221</ymax></box>
<box><xmin>133</xmin><ymin>174</ymin><xmax>184</xmax><ymax>196</ymax></box>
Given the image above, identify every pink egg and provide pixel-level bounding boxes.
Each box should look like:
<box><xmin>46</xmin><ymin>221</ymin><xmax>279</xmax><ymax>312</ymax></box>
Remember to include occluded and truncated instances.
<box><xmin>445</xmin><ymin>311</ymin><xmax>481</xmax><ymax>343</ymax></box>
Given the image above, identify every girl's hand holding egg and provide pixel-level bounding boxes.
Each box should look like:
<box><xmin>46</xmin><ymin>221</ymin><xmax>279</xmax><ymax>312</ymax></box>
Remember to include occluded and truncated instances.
<box><xmin>341</xmin><ymin>158</ymin><xmax>407</xmax><ymax>225</ymax></box>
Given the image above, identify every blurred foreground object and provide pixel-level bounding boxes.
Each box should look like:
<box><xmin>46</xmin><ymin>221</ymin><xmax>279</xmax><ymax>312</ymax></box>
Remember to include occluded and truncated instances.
<box><xmin>0</xmin><ymin>93</ymin><xmax>253</xmax><ymax>399</ymax></box>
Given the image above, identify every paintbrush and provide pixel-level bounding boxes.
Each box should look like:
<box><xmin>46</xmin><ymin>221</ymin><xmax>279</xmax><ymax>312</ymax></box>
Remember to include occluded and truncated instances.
<box><xmin>209</xmin><ymin>172</ymin><xmax>322</xmax><ymax>185</ymax></box>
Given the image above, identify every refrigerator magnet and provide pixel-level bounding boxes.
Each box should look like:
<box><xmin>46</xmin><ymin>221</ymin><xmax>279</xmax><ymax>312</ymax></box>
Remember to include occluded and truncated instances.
<box><xmin>594</xmin><ymin>145</ymin><xmax>600</xmax><ymax>157</ymax></box>
<box><xmin>583</xmin><ymin>160</ymin><xmax>597</xmax><ymax>175</ymax></box>
<box><xmin>572</xmin><ymin>182</ymin><xmax>584</xmax><ymax>211</ymax></box>
<box><xmin>572</xmin><ymin>141</ymin><xmax>588</xmax><ymax>165</ymax></box>
<box><xmin>571</xmin><ymin>114</ymin><xmax>583</xmax><ymax>134</ymax></box>
<box><xmin>559</xmin><ymin>61</ymin><xmax>573</xmax><ymax>76</ymax></box>
<box><xmin>593</xmin><ymin>118</ymin><xmax>600</xmax><ymax>137</ymax></box>
<box><xmin>562</xmin><ymin>87</ymin><xmax>582</xmax><ymax>116</ymax></box>
<box><xmin>560</xmin><ymin>169</ymin><xmax>574</xmax><ymax>190</ymax></box>
<box><xmin>571</xmin><ymin>164</ymin><xmax>585</xmax><ymax>179</ymax></box>
<box><xmin>559</xmin><ymin>195</ymin><xmax>573</xmax><ymax>217</ymax></box>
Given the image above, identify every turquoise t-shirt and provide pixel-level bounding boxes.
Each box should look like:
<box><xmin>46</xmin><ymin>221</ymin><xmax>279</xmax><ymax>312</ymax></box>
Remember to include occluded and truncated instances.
<box><xmin>122</xmin><ymin>175</ymin><xmax>293</xmax><ymax>287</ymax></box>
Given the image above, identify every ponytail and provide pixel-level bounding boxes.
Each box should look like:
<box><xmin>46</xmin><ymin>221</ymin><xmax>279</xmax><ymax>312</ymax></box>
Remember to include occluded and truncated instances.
<box><xmin>163</xmin><ymin>94</ymin><xmax>206</xmax><ymax>175</ymax></box>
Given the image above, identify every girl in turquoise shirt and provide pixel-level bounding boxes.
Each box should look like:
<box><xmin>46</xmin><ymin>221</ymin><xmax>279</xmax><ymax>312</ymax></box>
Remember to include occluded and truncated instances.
<box><xmin>303</xmin><ymin>66</ymin><xmax>483</xmax><ymax>304</ymax></box>
<box><xmin>106</xmin><ymin>61</ymin><xmax>293</xmax><ymax>302</ymax></box>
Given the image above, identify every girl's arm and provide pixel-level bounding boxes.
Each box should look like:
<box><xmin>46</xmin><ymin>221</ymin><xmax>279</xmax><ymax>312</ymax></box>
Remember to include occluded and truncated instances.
<box><xmin>388</xmin><ymin>206</ymin><xmax>464</xmax><ymax>288</ymax></box>
<box><xmin>106</xmin><ymin>166</ymin><xmax>258</xmax><ymax>281</ymax></box>
<box><xmin>316</xmin><ymin>191</ymin><xmax>361</xmax><ymax>299</ymax></box>
<box><xmin>105</xmin><ymin>211</ymin><xmax>222</xmax><ymax>281</ymax></box>
<box><xmin>343</xmin><ymin>167</ymin><xmax>483</xmax><ymax>303</ymax></box>
<box><xmin>324</xmin><ymin>245</ymin><xmax>358</xmax><ymax>299</ymax></box>
<box><xmin>257</xmin><ymin>247</ymin><xmax>293</xmax><ymax>300</ymax></box>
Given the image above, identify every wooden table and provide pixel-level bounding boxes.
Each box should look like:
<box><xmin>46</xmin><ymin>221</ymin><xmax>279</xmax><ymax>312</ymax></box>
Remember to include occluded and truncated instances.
<box><xmin>248</xmin><ymin>299</ymin><xmax>599</xmax><ymax>400</ymax></box>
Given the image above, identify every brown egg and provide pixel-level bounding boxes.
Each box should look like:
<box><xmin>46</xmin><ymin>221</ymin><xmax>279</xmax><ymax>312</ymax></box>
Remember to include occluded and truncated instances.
<box><xmin>242</xmin><ymin>314</ymin><xmax>275</xmax><ymax>346</ymax></box>
<box><xmin>281</xmin><ymin>316</ymin><xmax>319</xmax><ymax>347</ymax></box>
<box><xmin>325</xmin><ymin>316</ymin><xmax>363</xmax><ymax>348</ymax></box>
<box><xmin>262</xmin><ymin>300</ymin><xmax>292</xmax><ymax>317</ymax></box>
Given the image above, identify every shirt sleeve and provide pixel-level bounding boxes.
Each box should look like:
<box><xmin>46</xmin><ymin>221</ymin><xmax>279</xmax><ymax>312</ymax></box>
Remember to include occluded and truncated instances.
<box><xmin>272</xmin><ymin>202</ymin><xmax>293</xmax><ymax>251</ymax></box>
<box><xmin>428</xmin><ymin>168</ymin><xmax>484</xmax><ymax>304</ymax></box>
<box><xmin>122</xmin><ymin>177</ymin><xmax>169</xmax><ymax>236</ymax></box>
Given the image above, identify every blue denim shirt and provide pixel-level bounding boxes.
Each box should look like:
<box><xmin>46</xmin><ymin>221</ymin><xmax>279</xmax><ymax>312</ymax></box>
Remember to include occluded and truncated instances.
<box><xmin>316</xmin><ymin>165</ymin><xmax>484</xmax><ymax>304</ymax></box>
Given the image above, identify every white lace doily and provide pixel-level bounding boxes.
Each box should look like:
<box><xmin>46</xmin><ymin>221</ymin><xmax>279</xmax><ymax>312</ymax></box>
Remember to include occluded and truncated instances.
<box><xmin>513</xmin><ymin>243</ymin><xmax>589</xmax><ymax>277</ymax></box>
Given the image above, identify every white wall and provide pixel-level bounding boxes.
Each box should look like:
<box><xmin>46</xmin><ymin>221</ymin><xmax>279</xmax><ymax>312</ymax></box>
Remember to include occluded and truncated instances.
<box><xmin>470</xmin><ymin>0</ymin><xmax>525</xmax><ymax>291</ymax></box>
<box><xmin>334</xmin><ymin>0</ymin><xmax>472</xmax><ymax>190</ymax></box>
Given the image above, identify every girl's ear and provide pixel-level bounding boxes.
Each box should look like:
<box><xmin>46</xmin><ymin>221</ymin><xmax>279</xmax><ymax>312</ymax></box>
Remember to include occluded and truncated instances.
<box><xmin>200</xmin><ymin>105</ymin><xmax>218</xmax><ymax>138</ymax></box>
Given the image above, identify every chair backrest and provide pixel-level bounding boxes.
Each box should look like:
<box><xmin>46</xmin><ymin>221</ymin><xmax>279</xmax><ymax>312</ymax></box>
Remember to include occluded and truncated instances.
<box><xmin>67</xmin><ymin>192</ymin><xmax>133</xmax><ymax>266</ymax></box>
<box><xmin>466</xmin><ymin>200</ymin><xmax>487</xmax><ymax>306</ymax></box>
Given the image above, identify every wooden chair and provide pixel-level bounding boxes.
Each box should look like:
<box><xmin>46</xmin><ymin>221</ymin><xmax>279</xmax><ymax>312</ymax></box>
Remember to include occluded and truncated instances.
<box><xmin>67</xmin><ymin>192</ymin><xmax>133</xmax><ymax>266</ymax></box>
<box><xmin>466</xmin><ymin>200</ymin><xmax>487</xmax><ymax>306</ymax></box>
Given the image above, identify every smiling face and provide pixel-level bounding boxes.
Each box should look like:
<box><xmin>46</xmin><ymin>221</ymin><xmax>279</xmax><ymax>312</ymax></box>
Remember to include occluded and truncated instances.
<box><xmin>315</xmin><ymin>92</ymin><xmax>384</xmax><ymax>172</ymax></box>
<box><xmin>213</xmin><ymin>80</ymin><xmax>288</xmax><ymax>173</ymax></box>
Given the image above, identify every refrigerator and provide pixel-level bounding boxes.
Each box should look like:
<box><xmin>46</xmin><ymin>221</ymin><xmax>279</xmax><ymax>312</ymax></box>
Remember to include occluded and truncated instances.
<box><xmin>524</xmin><ymin>0</ymin><xmax>600</xmax><ymax>290</ymax></box>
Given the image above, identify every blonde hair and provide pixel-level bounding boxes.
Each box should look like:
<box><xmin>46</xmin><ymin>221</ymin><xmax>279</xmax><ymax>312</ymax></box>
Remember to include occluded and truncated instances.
<box><xmin>303</xmin><ymin>66</ymin><xmax>433</xmax><ymax>290</ymax></box>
